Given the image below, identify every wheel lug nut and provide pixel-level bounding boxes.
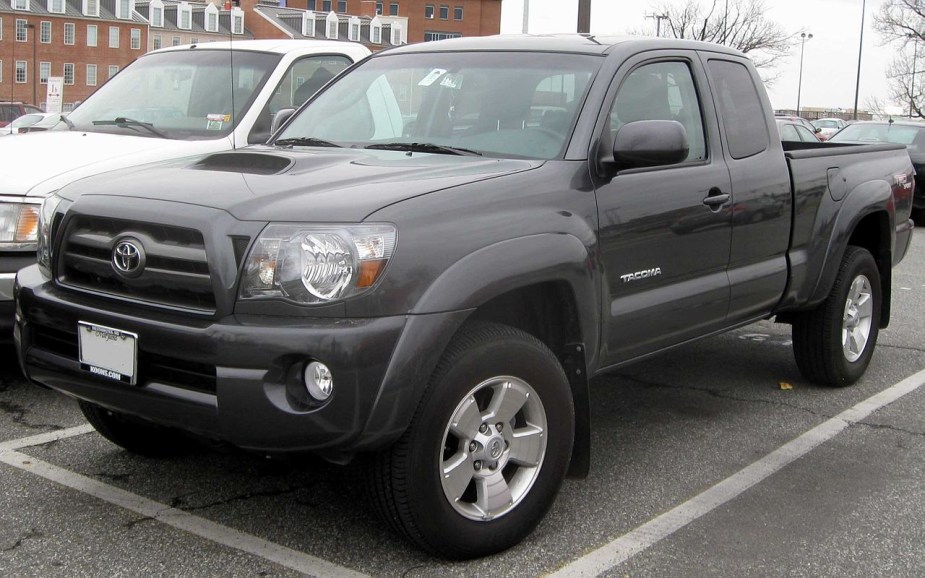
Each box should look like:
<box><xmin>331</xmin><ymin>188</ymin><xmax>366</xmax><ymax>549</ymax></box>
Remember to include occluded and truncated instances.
<box><xmin>489</xmin><ymin>463</ymin><xmax>497</xmax><ymax>471</ymax></box>
<box><xmin>469</xmin><ymin>442</ymin><xmax>477</xmax><ymax>452</ymax></box>
<box><xmin>473</xmin><ymin>460</ymin><xmax>482</xmax><ymax>471</ymax></box>
<box><xmin>479</xmin><ymin>423</ymin><xmax>489</xmax><ymax>434</ymax></box>
<box><xmin>496</xmin><ymin>422</ymin><xmax>504</xmax><ymax>432</ymax></box>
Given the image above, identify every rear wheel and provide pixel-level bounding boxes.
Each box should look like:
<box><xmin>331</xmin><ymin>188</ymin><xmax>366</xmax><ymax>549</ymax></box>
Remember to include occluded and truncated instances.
<box><xmin>791</xmin><ymin>246</ymin><xmax>881</xmax><ymax>387</ymax></box>
<box><xmin>79</xmin><ymin>400</ymin><xmax>195</xmax><ymax>457</ymax></box>
<box><xmin>367</xmin><ymin>322</ymin><xmax>574</xmax><ymax>559</ymax></box>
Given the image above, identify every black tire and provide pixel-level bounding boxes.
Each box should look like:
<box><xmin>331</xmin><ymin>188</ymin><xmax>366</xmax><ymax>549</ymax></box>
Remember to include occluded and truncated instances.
<box><xmin>791</xmin><ymin>246</ymin><xmax>881</xmax><ymax>387</ymax></box>
<box><xmin>79</xmin><ymin>400</ymin><xmax>196</xmax><ymax>457</ymax></box>
<box><xmin>366</xmin><ymin>322</ymin><xmax>574</xmax><ymax>559</ymax></box>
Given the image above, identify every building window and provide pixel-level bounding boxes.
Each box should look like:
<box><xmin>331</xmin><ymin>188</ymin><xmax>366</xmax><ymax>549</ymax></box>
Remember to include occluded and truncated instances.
<box><xmin>207</xmin><ymin>13</ymin><xmax>217</xmax><ymax>32</ymax></box>
<box><xmin>172</xmin><ymin>36</ymin><xmax>181</xmax><ymax>46</ymax></box>
<box><xmin>191</xmin><ymin>37</ymin><xmax>198</xmax><ymax>44</ymax></box>
<box><xmin>63</xmin><ymin>63</ymin><xmax>74</xmax><ymax>85</ymax></box>
<box><xmin>64</xmin><ymin>23</ymin><xmax>75</xmax><ymax>45</ymax></box>
<box><xmin>118</xmin><ymin>0</ymin><xmax>130</xmax><ymax>19</ymax></box>
<box><xmin>109</xmin><ymin>26</ymin><xmax>119</xmax><ymax>48</ymax></box>
<box><xmin>424</xmin><ymin>4</ymin><xmax>433</xmax><ymax>19</ymax></box>
<box><xmin>454</xmin><ymin>5</ymin><xmax>462</xmax><ymax>20</ymax></box>
<box><xmin>86</xmin><ymin>64</ymin><xmax>97</xmax><ymax>86</ymax></box>
<box><xmin>389</xmin><ymin>2</ymin><xmax>398</xmax><ymax>15</ymax></box>
<box><xmin>322</xmin><ymin>1</ymin><xmax>330</xmax><ymax>11</ymax></box>
<box><xmin>439</xmin><ymin>5</ymin><xmax>448</xmax><ymax>19</ymax></box>
<box><xmin>40</xmin><ymin>61</ymin><xmax>50</xmax><ymax>84</ymax></box>
<box><xmin>49</xmin><ymin>0</ymin><xmax>65</xmax><ymax>14</ymax></box>
<box><xmin>376</xmin><ymin>1</ymin><xmax>382</xmax><ymax>14</ymax></box>
<box><xmin>15</xmin><ymin>61</ymin><xmax>27</xmax><ymax>84</ymax></box>
<box><xmin>131</xmin><ymin>28</ymin><xmax>141</xmax><ymax>49</ymax></box>
<box><xmin>151</xmin><ymin>5</ymin><xmax>163</xmax><ymax>27</ymax></box>
<box><xmin>306</xmin><ymin>0</ymin><xmax>315</xmax><ymax>10</ymax></box>
<box><xmin>87</xmin><ymin>24</ymin><xmax>97</xmax><ymax>46</ymax></box>
<box><xmin>108</xmin><ymin>65</ymin><xmax>119</xmax><ymax>78</ymax></box>
<box><xmin>179</xmin><ymin>4</ymin><xmax>192</xmax><ymax>30</ymax></box>
<box><xmin>40</xmin><ymin>21</ymin><xmax>51</xmax><ymax>43</ymax></box>
<box><xmin>83</xmin><ymin>0</ymin><xmax>99</xmax><ymax>17</ymax></box>
<box><xmin>371</xmin><ymin>17</ymin><xmax>381</xmax><ymax>44</ymax></box>
<box><xmin>391</xmin><ymin>22</ymin><xmax>402</xmax><ymax>44</ymax></box>
<box><xmin>424</xmin><ymin>31</ymin><xmax>460</xmax><ymax>42</ymax></box>
<box><xmin>152</xmin><ymin>34</ymin><xmax>161</xmax><ymax>49</ymax></box>
<box><xmin>349</xmin><ymin>18</ymin><xmax>360</xmax><ymax>41</ymax></box>
<box><xmin>337</xmin><ymin>0</ymin><xmax>346</xmax><ymax>12</ymax></box>
<box><xmin>13</xmin><ymin>0</ymin><xmax>28</xmax><ymax>10</ymax></box>
<box><xmin>326</xmin><ymin>11</ymin><xmax>338</xmax><ymax>38</ymax></box>
<box><xmin>232</xmin><ymin>11</ymin><xmax>244</xmax><ymax>35</ymax></box>
<box><xmin>302</xmin><ymin>12</ymin><xmax>315</xmax><ymax>36</ymax></box>
<box><xmin>0</xmin><ymin>61</ymin><xmax>3</xmax><ymax>83</ymax></box>
<box><xmin>0</xmin><ymin>18</ymin><xmax>3</xmax><ymax>42</ymax></box>
<box><xmin>16</xmin><ymin>19</ymin><xmax>28</xmax><ymax>42</ymax></box>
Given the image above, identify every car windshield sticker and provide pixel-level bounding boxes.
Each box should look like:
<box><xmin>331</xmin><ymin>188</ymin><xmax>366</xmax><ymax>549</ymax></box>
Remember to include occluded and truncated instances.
<box><xmin>206</xmin><ymin>113</ymin><xmax>231</xmax><ymax>130</ymax></box>
<box><xmin>418</xmin><ymin>68</ymin><xmax>447</xmax><ymax>87</ymax></box>
<box><xmin>440</xmin><ymin>74</ymin><xmax>461</xmax><ymax>89</ymax></box>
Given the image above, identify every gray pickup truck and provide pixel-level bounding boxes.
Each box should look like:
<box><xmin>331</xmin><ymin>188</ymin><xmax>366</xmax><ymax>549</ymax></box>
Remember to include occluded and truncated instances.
<box><xmin>14</xmin><ymin>35</ymin><xmax>916</xmax><ymax>558</ymax></box>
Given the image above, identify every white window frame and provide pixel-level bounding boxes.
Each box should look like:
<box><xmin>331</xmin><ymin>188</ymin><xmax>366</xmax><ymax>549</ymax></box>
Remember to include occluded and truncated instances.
<box><xmin>205</xmin><ymin>4</ymin><xmax>219</xmax><ymax>33</ymax></box>
<box><xmin>48</xmin><ymin>0</ymin><xmax>65</xmax><ymax>14</ymax></box>
<box><xmin>108</xmin><ymin>65</ymin><xmax>119</xmax><ymax>79</ymax></box>
<box><xmin>83</xmin><ymin>0</ymin><xmax>99</xmax><ymax>18</ymax></box>
<box><xmin>130</xmin><ymin>28</ymin><xmax>141</xmax><ymax>50</ymax></box>
<box><xmin>179</xmin><ymin>2</ymin><xmax>192</xmax><ymax>30</ymax></box>
<box><xmin>64</xmin><ymin>22</ymin><xmax>75</xmax><ymax>45</ymax></box>
<box><xmin>13</xmin><ymin>0</ymin><xmax>29</xmax><ymax>10</ymax></box>
<box><xmin>15</xmin><ymin>60</ymin><xmax>27</xmax><ymax>84</ymax></box>
<box><xmin>39</xmin><ymin>61</ymin><xmax>50</xmax><ymax>84</ymax></box>
<box><xmin>152</xmin><ymin>34</ymin><xmax>161</xmax><ymax>49</ymax></box>
<box><xmin>109</xmin><ymin>26</ymin><xmax>119</xmax><ymax>48</ymax></box>
<box><xmin>150</xmin><ymin>1</ymin><xmax>164</xmax><ymax>28</ymax></box>
<box><xmin>348</xmin><ymin>16</ymin><xmax>360</xmax><ymax>41</ymax></box>
<box><xmin>63</xmin><ymin>62</ymin><xmax>74</xmax><ymax>85</ymax></box>
<box><xmin>301</xmin><ymin>12</ymin><xmax>315</xmax><ymax>37</ymax></box>
<box><xmin>86</xmin><ymin>63</ymin><xmax>97</xmax><ymax>86</ymax></box>
<box><xmin>40</xmin><ymin>21</ymin><xmax>51</xmax><ymax>44</ymax></box>
<box><xmin>325</xmin><ymin>11</ymin><xmax>338</xmax><ymax>39</ymax></box>
<box><xmin>86</xmin><ymin>24</ymin><xmax>97</xmax><ymax>47</ymax></box>
<box><xmin>390</xmin><ymin>22</ymin><xmax>402</xmax><ymax>45</ymax></box>
<box><xmin>15</xmin><ymin>19</ymin><xmax>28</xmax><ymax>42</ymax></box>
<box><xmin>116</xmin><ymin>0</ymin><xmax>131</xmax><ymax>20</ymax></box>
<box><xmin>370</xmin><ymin>16</ymin><xmax>381</xmax><ymax>44</ymax></box>
<box><xmin>232</xmin><ymin>7</ymin><xmax>244</xmax><ymax>35</ymax></box>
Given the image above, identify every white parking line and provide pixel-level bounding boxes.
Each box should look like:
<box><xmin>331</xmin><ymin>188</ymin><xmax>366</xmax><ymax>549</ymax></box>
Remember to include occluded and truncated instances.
<box><xmin>548</xmin><ymin>368</ymin><xmax>925</xmax><ymax>578</ymax></box>
<box><xmin>0</xmin><ymin>427</ymin><xmax>369</xmax><ymax>578</ymax></box>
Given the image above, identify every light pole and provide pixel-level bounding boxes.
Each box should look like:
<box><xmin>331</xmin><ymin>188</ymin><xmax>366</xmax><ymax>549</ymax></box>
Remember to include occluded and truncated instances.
<box><xmin>26</xmin><ymin>23</ymin><xmax>36</xmax><ymax>105</ymax></box>
<box><xmin>797</xmin><ymin>32</ymin><xmax>812</xmax><ymax>117</ymax></box>
<box><xmin>909</xmin><ymin>33</ymin><xmax>919</xmax><ymax>118</ymax></box>
<box><xmin>853</xmin><ymin>0</ymin><xmax>866</xmax><ymax>120</ymax></box>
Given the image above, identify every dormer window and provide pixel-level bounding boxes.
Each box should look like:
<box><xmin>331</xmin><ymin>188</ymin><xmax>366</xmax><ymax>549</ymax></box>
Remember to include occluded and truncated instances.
<box><xmin>348</xmin><ymin>16</ymin><xmax>360</xmax><ymax>41</ymax></box>
<box><xmin>205</xmin><ymin>4</ymin><xmax>218</xmax><ymax>33</ymax></box>
<box><xmin>83</xmin><ymin>0</ymin><xmax>99</xmax><ymax>17</ymax></box>
<box><xmin>116</xmin><ymin>0</ymin><xmax>134</xmax><ymax>20</ymax></box>
<box><xmin>48</xmin><ymin>0</ymin><xmax>65</xmax><ymax>14</ymax></box>
<box><xmin>370</xmin><ymin>16</ymin><xmax>381</xmax><ymax>44</ymax></box>
<box><xmin>390</xmin><ymin>22</ymin><xmax>402</xmax><ymax>45</ymax></box>
<box><xmin>325</xmin><ymin>11</ymin><xmax>338</xmax><ymax>39</ymax></box>
<box><xmin>232</xmin><ymin>7</ymin><xmax>244</xmax><ymax>35</ymax></box>
<box><xmin>302</xmin><ymin>12</ymin><xmax>315</xmax><ymax>37</ymax></box>
<box><xmin>13</xmin><ymin>0</ymin><xmax>29</xmax><ymax>10</ymax></box>
<box><xmin>179</xmin><ymin>2</ymin><xmax>192</xmax><ymax>30</ymax></box>
<box><xmin>150</xmin><ymin>0</ymin><xmax>164</xmax><ymax>27</ymax></box>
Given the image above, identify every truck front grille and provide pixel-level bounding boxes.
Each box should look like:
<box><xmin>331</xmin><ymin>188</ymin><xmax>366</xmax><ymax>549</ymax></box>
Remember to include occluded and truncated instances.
<box><xmin>57</xmin><ymin>216</ymin><xmax>216</xmax><ymax>314</ymax></box>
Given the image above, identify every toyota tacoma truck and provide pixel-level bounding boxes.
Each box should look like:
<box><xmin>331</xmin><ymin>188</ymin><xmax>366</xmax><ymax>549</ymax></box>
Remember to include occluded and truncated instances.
<box><xmin>14</xmin><ymin>35</ymin><xmax>916</xmax><ymax>558</ymax></box>
<box><xmin>0</xmin><ymin>39</ymin><xmax>370</xmax><ymax>340</ymax></box>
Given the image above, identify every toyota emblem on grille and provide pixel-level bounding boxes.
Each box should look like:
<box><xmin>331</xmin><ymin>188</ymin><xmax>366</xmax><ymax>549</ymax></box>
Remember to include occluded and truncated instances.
<box><xmin>112</xmin><ymin>239</ymin><xmax>146</xmax><ymax>278</ymax></box>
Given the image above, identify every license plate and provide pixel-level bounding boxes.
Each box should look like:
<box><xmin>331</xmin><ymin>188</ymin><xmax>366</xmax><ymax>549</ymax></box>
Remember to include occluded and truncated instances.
<box><xmin>78</xmin><ymin>322</ymin><xmax>138</xmax><ymax>385</ymax></box>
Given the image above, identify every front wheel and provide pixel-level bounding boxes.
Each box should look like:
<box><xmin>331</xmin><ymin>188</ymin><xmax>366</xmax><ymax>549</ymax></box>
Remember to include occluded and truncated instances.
<box><xmin>367</xmin><ymin>322</ymin><xmax>574</xmax><ymax>559</ymax></box>
<box><xmin>791</xmin><ymin>246</ymin><xmax>882</xmax><ymax>387</ymax></box>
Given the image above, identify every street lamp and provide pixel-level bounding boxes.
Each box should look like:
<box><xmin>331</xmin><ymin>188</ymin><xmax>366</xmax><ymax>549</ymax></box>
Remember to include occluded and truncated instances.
<box><xmin>853</xmin><ymin>0</ymin><xmax>866</xmax><ymax>120</ymax></box>
<box><xmin>797</xmin><ymin>32</ymin><xmax>813</xmax><ymax>117</ymax></box>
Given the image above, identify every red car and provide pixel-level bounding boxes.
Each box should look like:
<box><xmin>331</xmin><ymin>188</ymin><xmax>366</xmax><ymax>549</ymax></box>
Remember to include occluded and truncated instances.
<box><xmin>0</xmin><ymin>102</ymin><xmax>44</xmax><ymax>128</ymax></box>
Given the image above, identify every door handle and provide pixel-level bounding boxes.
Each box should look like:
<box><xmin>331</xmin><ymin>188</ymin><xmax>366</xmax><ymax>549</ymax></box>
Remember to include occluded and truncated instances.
<box><xmin>702</xmin><ymin>188</ymin><xmax>730</xmax><ymax>209</ymax></box>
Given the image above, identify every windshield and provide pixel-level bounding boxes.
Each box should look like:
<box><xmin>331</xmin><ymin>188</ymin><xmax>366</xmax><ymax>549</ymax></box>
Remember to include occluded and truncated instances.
<box><xmin>276</xmin><ymin>51</ymin><xmax>600</xmax><ymax>160</ymax></box>
<box><xmin>813</xmin><ymin>120</ymin><xmax>838</xmax><ymax>129</ymax></box>
<box><xmin>830</xmin><ymin>123</ymin><xmax>925</xmax><ymax>150</ymax></box>
<box><xmin>64</xmin><ymin>49</ymin><xmax>281</xmax><ymax>140</ymax></box>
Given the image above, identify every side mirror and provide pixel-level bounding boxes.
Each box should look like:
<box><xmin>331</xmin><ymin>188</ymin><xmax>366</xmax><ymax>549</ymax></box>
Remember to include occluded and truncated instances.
<box><xmin>611</xmin><ymin>119</ymin><xmax>689</xmax><ymax>170</ymax></box>
<box><xmin>270</xmin><ymin>108</ymin><xmax>296</xmax><ymax>136</ymax></box>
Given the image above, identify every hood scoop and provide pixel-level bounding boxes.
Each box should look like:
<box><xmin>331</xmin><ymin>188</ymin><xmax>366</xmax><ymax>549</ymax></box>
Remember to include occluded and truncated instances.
<box><xmin>193</xmin><ymin>152</ymin><xmax>293</xmax><ymax>175</ymax></box>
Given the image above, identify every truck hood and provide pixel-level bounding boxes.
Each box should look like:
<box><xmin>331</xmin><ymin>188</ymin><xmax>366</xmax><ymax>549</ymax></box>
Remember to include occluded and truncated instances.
<box><xmin>62</xmin><ymin>147</ymin><xmax>542</xmax><ymax>222</ymax></box>
<box><xmin>0</xmin><ymin>130</ymin><xmax>228</xmax><ymax>197</ymax></box>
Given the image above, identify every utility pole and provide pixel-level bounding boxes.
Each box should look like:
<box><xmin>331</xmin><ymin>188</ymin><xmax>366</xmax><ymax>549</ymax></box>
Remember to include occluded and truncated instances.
<box><xmin>853</xmin><ymin>0</ymin><xmax>866</xmax><ymax>120</ymax></box>
<box><xmin>578</xmin><ymin>0</ymin><xmax>591</xmax><ymax>34</ymax></box>
<box><xmin>646</xmin><ymin>13</ymin><xmax>669</xmax><ymax>37</ymax></box>
<box><xmin>522</xmin><ymin>0</ymin><xmax>529</xmax><ymax>34</ymax></box>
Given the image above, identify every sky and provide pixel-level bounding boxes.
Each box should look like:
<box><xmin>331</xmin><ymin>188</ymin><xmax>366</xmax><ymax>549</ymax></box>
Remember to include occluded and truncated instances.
<box><xmin>500</xmin><ymin>0</ymin><xmax>903</xmax><ymax>115</ymax></box>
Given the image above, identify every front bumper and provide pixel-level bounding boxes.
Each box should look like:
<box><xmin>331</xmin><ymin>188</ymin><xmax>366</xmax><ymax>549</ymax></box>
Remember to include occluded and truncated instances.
<box><xmin>1</xmin><ymin>253</ymin><xmax>36</xmax><ymax>341</ymax></box>
<box><xmin>15</xmin><ymin>264</ymin><xmax>434</xmax><ymax>454</ymax></box>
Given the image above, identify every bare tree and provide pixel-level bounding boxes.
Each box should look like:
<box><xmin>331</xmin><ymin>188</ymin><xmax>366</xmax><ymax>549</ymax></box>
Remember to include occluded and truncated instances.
<box><xmin>645</xmin><ymin>0</ymin><xmax>793</xmax><ymax>76</ymax></box>
<box><xmin>875</xmin><ymin>1</ymin><xmax>925</xmax><ymax>117</ymax></box>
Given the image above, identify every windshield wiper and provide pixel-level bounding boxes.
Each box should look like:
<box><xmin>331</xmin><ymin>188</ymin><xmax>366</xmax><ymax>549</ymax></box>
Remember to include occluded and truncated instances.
<box><xmin>365</xmin><ymin>142</ymin><xmax>482</xmax><ymax>156</ymax></box>
<box><xmin>91</xmin><ymin>117</ymin><xmax>168</xmax><ymax>138</ymax></box>
<box><xmin>275</xmin><ymin>137</ymin><xmax>342</xmax><ymax>148</ymax></box>
<box><xmin>60</xmin><ymin>115</ymin><xmax>75</xmax><ymax>130</ymax></box>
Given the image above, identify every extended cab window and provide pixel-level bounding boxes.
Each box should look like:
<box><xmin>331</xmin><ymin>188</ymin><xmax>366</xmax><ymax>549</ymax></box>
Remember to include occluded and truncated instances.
<box><xmin>609</xmin><ymin>61</ymin><xmax>706</xmax><ymax>163</ymax></box>
<box><xmin>707</xmin><ymin>59</ymin><xmax>768</xmax><ymax>159</ymax></box>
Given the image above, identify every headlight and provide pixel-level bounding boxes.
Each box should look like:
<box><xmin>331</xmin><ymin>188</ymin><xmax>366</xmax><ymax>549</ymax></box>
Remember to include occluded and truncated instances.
<box><xmin>0</xmin><ymin>199</ymin><xmax>42</xmax><ymax>250</ymax></box>
<box><xmin>36</xmin><ymin>194</ymin><xmax>66</xmax><ymax>276</ymax></box>
<box><xmin>240</xmin><ymin>223</ymin><xmax>396</xmax><ymax>304</ymax></box>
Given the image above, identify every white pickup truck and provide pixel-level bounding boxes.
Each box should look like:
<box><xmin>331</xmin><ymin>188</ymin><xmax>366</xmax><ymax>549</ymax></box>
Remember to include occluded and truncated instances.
<box><xmin>0</xmin><ymin>39</ymin><xmax>370</xmax><ymax>338</ymax></box>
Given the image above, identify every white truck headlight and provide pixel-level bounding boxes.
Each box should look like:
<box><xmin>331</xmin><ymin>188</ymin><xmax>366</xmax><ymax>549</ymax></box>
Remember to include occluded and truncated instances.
<box><xmin>0</xmin><ymin>199</ymin><xmax>42</xmax><ymax>250</ymax></box>
<box><xmin>240</xmin><ymin>223</ymin><xmax>396</xmax><ymax>304</ymax></box>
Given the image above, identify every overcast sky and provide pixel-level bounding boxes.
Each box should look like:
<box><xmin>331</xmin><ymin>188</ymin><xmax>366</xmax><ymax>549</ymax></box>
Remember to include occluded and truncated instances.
<box><xmin>500</xmin><ymin>0</ymin><xmax>902</xmax><ymax>115</ymax></box>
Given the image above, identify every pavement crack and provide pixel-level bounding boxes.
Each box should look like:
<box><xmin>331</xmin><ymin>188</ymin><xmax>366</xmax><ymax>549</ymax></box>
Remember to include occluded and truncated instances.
<box><xmin>122</xmin><ymin>516</ymin><xmax>156</xmax><ymax>529</ymax></box>
<box><xmin>854</xmin><ymin>421</ymin><xmax>925</xmax><ymax>438</ymax></box>
<box><xmin>178</xmin><ymin>484</ymin><xmax>313</xmax><ymax>512</ymax></box>
<box><xmin>96</xmin><ymin>471</ymin><xmax>134</xmax><ymax>482</ymax></box>
<box><xmin>1</xmin><ymin>529</ymin><xmax>43</xmax><ymax>552</ymax></box>
<box><xmin>877</xmin><ymin>342</ymin><xmax>925</xmax><ymax>355</ymax></box>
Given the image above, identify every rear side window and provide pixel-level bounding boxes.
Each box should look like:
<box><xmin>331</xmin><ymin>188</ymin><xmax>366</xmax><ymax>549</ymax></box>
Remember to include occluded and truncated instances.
<box><xmin>707</xmin><ymin>59</ymin><xmax>768</xmax><ymax>159</ymax></box>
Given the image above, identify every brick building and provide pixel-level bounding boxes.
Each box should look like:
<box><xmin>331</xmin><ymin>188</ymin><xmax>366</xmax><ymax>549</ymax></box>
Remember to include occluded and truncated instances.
<box><xmin>1</xmin><ymin>0</ymin><xmax>500</xmax><ymax>109</ymax></box>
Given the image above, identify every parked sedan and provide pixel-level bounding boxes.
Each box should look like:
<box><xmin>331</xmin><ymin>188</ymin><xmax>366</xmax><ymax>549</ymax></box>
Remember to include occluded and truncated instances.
<box><xmin>775</xmin><ymin>115</ymin><xmax>826</xmax><ymax>140</ymax></box>
<box><xmin>0</xmin><ymin>112</ymin><xmax>60</xmax><ymax>136</ymax></box>
<box><xmin>811</xmin><ymin>117</ymin><xmax>848</xmax><ymax>139</ymax></box>
<box><xmin>776</xmin><ymin>119</ymin><xmax>823</xmax><ymax>143</ymax></box>
<box><xmin>829</xmin><ymin>120</ymin><xmax>925</xmax><ymax>222</ymax></box>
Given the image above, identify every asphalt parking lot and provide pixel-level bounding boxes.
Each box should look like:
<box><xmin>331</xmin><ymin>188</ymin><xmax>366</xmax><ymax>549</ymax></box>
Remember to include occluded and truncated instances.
<box><xmin>2</xmin><ymin>229</ymin><xmax>923</xmax><ymax>577</ymax></box>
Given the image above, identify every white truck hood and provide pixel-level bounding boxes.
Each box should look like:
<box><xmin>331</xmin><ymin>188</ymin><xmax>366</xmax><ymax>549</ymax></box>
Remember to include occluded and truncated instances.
<box><xmin>0</xmin><ymin>131</ymin><xmax>231</xmax><ymax>198</ymax></box>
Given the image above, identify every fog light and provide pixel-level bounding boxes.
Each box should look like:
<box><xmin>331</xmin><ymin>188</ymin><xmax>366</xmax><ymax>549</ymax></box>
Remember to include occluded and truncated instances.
<box><xmin>304</xmin><ymin>361</ymin><xmax>333</xmax><ymax>401</ymax></box>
